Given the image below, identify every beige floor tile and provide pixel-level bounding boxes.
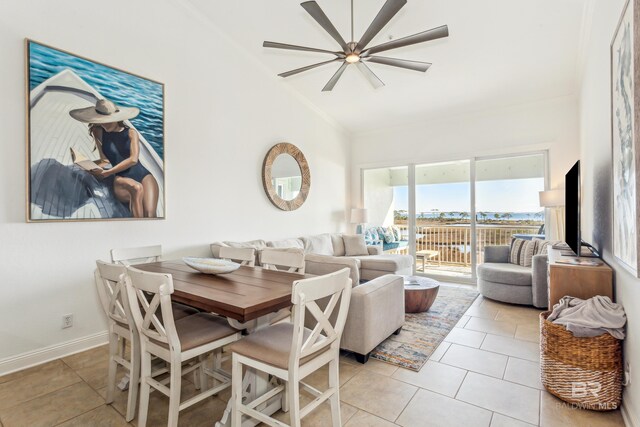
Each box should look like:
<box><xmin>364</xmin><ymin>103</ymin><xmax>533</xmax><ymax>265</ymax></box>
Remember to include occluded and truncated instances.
<box><xmin>0</xmin><ymin>382</ymin><xmax>104</xmax><ymax>427</ymax></box>
<box><xmin>494</xmin><ymin>306</ymin><xmax>542</xmax><ymax>325</ymax></box>
<box><xmin>0</xmin><ymin>360</ymin><xmax>63</xmax><ymax>385</ymax></box>
<box><xmin>62</xmin><ymin>345</ymin><xmax>110</xmax><ymax>371</ymax></box>
<box><xmin>0</xmin><ymin>360</ymin><xmax>82</xmax><ymax>411</ymax></box>
<box><xmin>457</xmin><ymin>372</ymin><xmax>540</xmax><ymax>425</ymax></box>
<box><xmin>444</xmin><ymin>327</ymin><xmax>486</xmax><ymax>348</ymax></box>
<box><xmin>457</xmin><ymin>315</ymin><xmax>472</xmax><ymax>328</ymax></box>
<box><xmin>392</xmin><ymin>361</ymin><xmax>467</xmax><ymax>397</ymax></box>
<box><xmin>271</xmin><ymin>391</ymin><xmax>358</xmax><ymax>426</ymax></box>
<box><xmin>503</xmin><ymin>358</ymin><xmax>542</xmax><ymax>390</ymax></box>
<box><xmin>480</xmin><ymin>335</ymin><xmax>540</xmax><ymax>362</ymax></box>
<box><xmin>539</xmin><ymin>391</ymin><xmax>625</xmax><ymax>427</ymax></box>
<box><xmin>491</xmin><ymin>413</ymin><xmax>536</xmax><ymax>427</ymax></box>
<box><xmin>340</xmin><ymin>371</ymin><xmax>417</xmax><ymax>421</ymax></box>
<box><xmin>465</xmin><ymin>317</ymin><xmax>517</xmax><ymax>337</ymax></box>
<box><xmin>56</xmin><ymin>405</ymin><xmax>130</xmax><ymax>427</ymax></box>
<box><xmin>344</xmin><ymin>410</ymin><xmax>397</xmax><ymax>427</ymax></box>
<box><xmin>464</xmin><ymin>303</ymin><xmax>500</xmax><ymax>319</ymax></box>
<box><xmin>302</xmin><ymin>359</ymin><xmax>362</xmax><ymax>390</ymax></box>
<box><xmin>440</xmin><ymin>344</ymin><xmax>507</xmax><ymax>378</ymax></box>
<box><xmin>361</xmin><ymin>358</ymin><xmax>398</xmax><ymax>377</ymax></box>
<box><xmin>429</xmin><ymin>341</ymin><xmax>451</xmax><ymax>362</ymax></box>
<box><xmin>72</xmin><ymin>356</ymin><xmax>111</xmax><ymax>390</ymax></box>
<box><xmin>396</xmin><ymin>388</ymin><xmax>492</xmax><ymax>427</ymax></box>
<box><xmin>515</xmin><ymin>324</ymin><xmax>540</xmax><ymax>343</ymax></box>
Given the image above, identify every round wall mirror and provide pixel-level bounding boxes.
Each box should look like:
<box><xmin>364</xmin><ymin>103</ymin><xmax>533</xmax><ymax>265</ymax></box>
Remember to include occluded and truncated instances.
<box><xmin>262</xmin><ymin>143</ymin><xmax>310</xmax><ymax>211</ymax></box>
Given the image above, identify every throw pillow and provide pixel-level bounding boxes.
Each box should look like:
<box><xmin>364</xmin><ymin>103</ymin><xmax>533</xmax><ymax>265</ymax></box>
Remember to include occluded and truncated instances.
<box><xmin>509</xmin><ymin>238</ymin><xmax>536</xmax><ymax>267</ymax></box>
<box><xmin>383</xmin><ymin>227</ymin><xmax>396</xmax><ymax>243</ymax></box>
<box><xmin>301</xmin><ymin>234</ymin><xmax>334</xmax><ymax>256</ymax></box>
<box><xmin>534</xmin><ymin>240</ymin><xmax>560</xmax><ymax>255</ymax></box>
<box><xmin>391</xmin><ymin>225</ymin><xmax>401</xmax><ymax>241</ymax></box>
<box><xmin>343</xmin><ymin>234</ymin><xmax>369</xmax><ymax>256</ymax></box>
<box><xmin>331</xmin><ymin>234</ymin><xmax>346</xmax><ymax>256</ymax></box>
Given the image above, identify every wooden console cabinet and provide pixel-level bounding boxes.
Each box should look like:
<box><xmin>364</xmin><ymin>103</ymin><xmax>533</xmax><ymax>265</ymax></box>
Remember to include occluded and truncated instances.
<box><xmin>547</xmin><ymin>247</ymin><xmax>613</xmax><ymax>308</ymax></box>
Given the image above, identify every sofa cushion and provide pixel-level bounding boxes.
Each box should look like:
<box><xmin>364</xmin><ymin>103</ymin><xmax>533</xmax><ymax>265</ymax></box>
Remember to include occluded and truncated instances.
<box><xmin>382</xmin><ymin>227</ymin><xmax>396</xmax><ymax>243</ymax></box>
<box><xmin>350</xmin><ymin>254</ymin><xmax>413</xmax><ymax>272</ymax></box>
<box><xmin>266</xmin><ymin>238</ymin><xmax>304</xmax><ymax>249</ymax></box>
<box><xmin>343</xmin><ymin>234</ymin><xmax>369</xmax><ymax>256</ymax></box>
<box><xmin>477</xmin><ymin>262</ymin><xmax>532</xmax><ymax>286</ymax></box>
<box><xmin>330</xmin><ymin>234</ymin><xmax>346</xmax><ymax>257</ymax></box>
<box><xmin>224</xmin><ymin>239</ymin><xmax>267</xmax><ymax>250</ymax></box>
<box><xmin>509</xmin><ymin>238</ymin><xmax>536</xmax><ymax>267</ymax></box>
<box><xmin>301</xmin><ymin>234</ymin><xmax>334</xmax><ymax>256</ymax></box>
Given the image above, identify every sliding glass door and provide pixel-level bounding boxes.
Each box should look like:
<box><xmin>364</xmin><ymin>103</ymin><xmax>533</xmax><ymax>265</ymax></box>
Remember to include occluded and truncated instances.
<box><xmin>415</xmin><ymin>160</ymin><xmax>472</xmax><ymax>278</ymax></box>
<box><xmin>361</xmin><ymin>151</ymin><xmax>547</xmax><ymax>282</ymax></box>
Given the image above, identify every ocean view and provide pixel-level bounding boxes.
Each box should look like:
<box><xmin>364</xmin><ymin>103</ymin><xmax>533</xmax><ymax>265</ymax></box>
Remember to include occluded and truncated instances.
<box><xmin>29</xmin><ymin>41</ymin><xmax>164</xmax><ymax>159</ymax></box>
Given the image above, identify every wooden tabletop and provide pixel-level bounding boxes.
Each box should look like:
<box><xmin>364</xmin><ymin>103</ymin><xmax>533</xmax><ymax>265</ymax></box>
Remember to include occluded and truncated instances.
<box><xmin>134</xmin><ymin>260</ymin><xmax>310</xmax><ymax>323</ymax></box>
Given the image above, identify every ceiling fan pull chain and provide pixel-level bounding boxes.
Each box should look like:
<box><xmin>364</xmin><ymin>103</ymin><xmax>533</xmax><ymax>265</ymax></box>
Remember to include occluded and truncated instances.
<box><xmin>351</xmin><ymin>0</ymin><xmax>355</xmax><ymax>44</ymax></box>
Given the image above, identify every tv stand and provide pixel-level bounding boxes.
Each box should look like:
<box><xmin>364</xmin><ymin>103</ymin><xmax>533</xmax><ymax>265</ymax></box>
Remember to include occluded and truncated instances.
<box><xmin>547</xmin><ymin>246</ymin><xmax>613</xmax><ymax>308</ymax></box>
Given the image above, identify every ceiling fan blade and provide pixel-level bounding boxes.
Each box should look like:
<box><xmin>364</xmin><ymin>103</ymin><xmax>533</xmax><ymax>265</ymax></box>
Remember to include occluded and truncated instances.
<box><xmin>356</xmin><ymin>62</ymin><xmax>385</xmax><ymax>89</ymax></box>
<box><xmin>301</xmin><ymin>1</ymin><xmax>349</xmax><ymax>51</ymax></box>
<box><xmin>278</xmin><ymin>58</ymin><xmax>341</xmax><ymax>77</ymax></box>
<box><xmin>364</xmin><ymin>56</ymin><xmax>431</xmax><ymax>72</ymax></box>
<box><xmin>263</xmin><ymin>41</ymin><xmax>344</xmax><ymax>57</ymax></box>
<box><xmin>356</xmin><ymin>0</ymin><xmax>407</xmax><ymax>53</ymax></box>
<box><xmin>361</xmin><ymin>25</ymin><xmax>449</xmax><ymax>57</ymax></box>
<box><xmin>322</xmin><ymin>62</ymin><xmax>349</xmax><ymax>92</ymax></box>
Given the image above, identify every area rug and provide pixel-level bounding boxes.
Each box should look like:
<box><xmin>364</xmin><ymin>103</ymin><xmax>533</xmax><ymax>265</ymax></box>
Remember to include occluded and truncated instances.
<box><xmin>371</xmin><ymin>285</ymin><xmax>479</xmax><ymax>371</ymax></box>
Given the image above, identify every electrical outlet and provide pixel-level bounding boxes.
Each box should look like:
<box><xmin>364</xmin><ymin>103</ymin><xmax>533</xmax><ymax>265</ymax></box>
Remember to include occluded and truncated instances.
<box><xmin>62</xmin><ymin>314</ymin><xmax>73</xmax><ymax>329</ymax></box>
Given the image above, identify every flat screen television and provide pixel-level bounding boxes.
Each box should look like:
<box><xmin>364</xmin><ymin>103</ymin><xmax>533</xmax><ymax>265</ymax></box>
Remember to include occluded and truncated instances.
<box><xmin>565</xmin><ymin>161</ymin><xmax>581</xmax><ymax>256</ymax></box>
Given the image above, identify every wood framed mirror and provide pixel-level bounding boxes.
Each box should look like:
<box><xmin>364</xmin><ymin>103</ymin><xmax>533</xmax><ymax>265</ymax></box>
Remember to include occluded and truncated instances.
<box><xmin>262</xmin><ymin>143</ymin><xmax>310</xmax><ymax>211</ymax></box>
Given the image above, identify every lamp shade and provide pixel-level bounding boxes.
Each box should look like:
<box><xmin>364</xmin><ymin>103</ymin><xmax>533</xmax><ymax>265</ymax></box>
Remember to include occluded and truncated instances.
<box><xmin>539</xmin><ymin>190</ymin><xmax>565</xmax><ymax>207</ymax></box>
<box><xmin>350</xmin><ymin>208</ymin><xmax>369</xmax><ymax>223</ymax></box>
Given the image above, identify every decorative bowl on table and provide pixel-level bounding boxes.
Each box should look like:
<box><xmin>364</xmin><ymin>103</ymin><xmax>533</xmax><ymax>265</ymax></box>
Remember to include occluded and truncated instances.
<box><xmin>182</xmin><ymin>257</ymin><xmax>241</xmax><ymax>274</ymax></box>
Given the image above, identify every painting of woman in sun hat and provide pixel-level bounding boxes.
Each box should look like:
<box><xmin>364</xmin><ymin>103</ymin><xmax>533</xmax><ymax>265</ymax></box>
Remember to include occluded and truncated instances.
<box><xmin>26</xmin><ymin>39</ymin><xmax>164</xmax><ymax>222</ymax></box>
<box><xmin>69</xmin><ymin>99</ymin><xmax>159</xmax><ymax>218</ymax></box>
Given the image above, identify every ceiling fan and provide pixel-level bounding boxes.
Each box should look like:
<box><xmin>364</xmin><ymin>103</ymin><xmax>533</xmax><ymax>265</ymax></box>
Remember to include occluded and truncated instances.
<box><xmin>263</xmin><ymin>0</ymin><xmax>449</xmax><ymax>91</ymax></box>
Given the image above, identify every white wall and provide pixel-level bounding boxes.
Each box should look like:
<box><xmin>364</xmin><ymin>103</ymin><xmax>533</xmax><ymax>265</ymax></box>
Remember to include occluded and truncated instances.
<box><xmin>0</xmin><ymin>0</ymin><xmax>350</xmax><ymax>368</ymax></box>
<box><xmin>351</xmin><ymin>95</ymin><xmax>580</xmax><ymax>239</ymax></box>
<box><xmin>579</xmin><ymin>0</ymin><xmax>640</xmax><ymax>425</ymax></box>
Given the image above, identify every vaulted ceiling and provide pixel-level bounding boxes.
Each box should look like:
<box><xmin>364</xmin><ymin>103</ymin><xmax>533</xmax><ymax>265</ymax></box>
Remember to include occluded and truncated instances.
<box><xmin>187</xmin><ymin>0</ymin><xmax>588</xmax><ymax>133</ymax></box>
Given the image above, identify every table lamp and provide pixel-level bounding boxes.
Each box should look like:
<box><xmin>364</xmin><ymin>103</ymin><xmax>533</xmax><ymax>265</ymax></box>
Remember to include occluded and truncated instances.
<box><xmin>539</xmin><ymin>189</ymin><xmax>565</xmax><ymax>241</ymax></box>
<box><xmin>351</xmin><ymin>208</ymin><xmax>369</xmax><ymax>234</ymax></box>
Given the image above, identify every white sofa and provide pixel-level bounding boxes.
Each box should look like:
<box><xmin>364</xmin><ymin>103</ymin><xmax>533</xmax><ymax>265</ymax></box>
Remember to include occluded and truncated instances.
<box><xmin>210</xmin><ymin>234</ymin><xmax>411</xmax><ymax>363</ymax></box>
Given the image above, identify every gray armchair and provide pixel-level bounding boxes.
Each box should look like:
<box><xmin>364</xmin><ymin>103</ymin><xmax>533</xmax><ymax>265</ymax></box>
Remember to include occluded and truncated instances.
<box><xmin>476</xmin><ymin>246</ymin><xmax>548</xmax><ymax>309</ymax></box>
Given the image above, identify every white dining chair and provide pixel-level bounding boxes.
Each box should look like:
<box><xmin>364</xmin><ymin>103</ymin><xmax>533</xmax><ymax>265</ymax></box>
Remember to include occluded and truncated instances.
<box><xmin>260</xmin><ymin>248</ymin><xmax>306</xmax><ymax>274</ymax></box>
<box><xmin>124</xmin><ymin>266</ymin><xmax>242</xmax><ymax>427</ymax></box>
<box><xmin>111</xmin><ymin>244</ymin><xmax>162</xmax><ymax>266</ymax></box>
<box><xmin>95</xmin><ymin>260</ymin><xmax>141</xmax><ymax>422</ymax></box>
<box><xmin>229</xmin><ymin>268</ymin><xmax>352</xmax><ymax>427</ymax></box>
<box><xmin>219</xmin><ymin>246</ymin><xmax>256</xmax><ymax>267</ymax></box>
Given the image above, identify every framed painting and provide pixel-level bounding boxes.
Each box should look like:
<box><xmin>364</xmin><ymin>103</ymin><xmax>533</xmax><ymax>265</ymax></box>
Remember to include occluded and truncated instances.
<box><xmin>25</xmin><ymin>39</ymin><xmax>165</xmax><ymax>222</ymax></box>
<box><xmin>611</xmin><ymin>0</ymin><xmax>640</xmax><ymax>276</ymax></box>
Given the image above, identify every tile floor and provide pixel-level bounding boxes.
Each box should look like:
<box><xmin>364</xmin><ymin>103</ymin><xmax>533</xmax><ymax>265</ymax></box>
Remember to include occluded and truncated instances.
<box><xmin>0</xmin><ymin>292</ymin><xmax>627</xmax><ymax>426</ymax></box>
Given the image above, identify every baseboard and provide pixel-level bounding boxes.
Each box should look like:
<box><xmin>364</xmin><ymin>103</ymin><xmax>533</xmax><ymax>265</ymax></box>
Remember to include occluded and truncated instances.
<box><xmin>623</xmin><ymin>402</ymin><xmax>640</xmax><ymax>427</ymax></box>
<box><xmin>0</xmin><ymin>331</ymin><xmax>109</xmax><ymax>377</ymax></box>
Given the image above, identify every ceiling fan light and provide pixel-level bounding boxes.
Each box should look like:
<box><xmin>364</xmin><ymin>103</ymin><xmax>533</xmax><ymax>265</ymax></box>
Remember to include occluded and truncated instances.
<box><xmin>345</xmin><ymin>53</ymin><xmax>360</xmax><ymax>63</ymax></box>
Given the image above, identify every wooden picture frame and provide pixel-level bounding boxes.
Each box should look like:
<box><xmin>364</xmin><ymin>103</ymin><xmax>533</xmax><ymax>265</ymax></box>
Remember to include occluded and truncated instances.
<box><xmin>262</xmin><ymin>143</ymin><xmax>310</xmax><ymax>211</ymax></box>
<box><xmin>25</xmin><ymin>39</ymin><xmax>166</xmax><ymax>222</ymax></box>
<box><xmin>611</xmin><ymin>0</ymin><xmax>640</xmax><ymax>276</ymax></box>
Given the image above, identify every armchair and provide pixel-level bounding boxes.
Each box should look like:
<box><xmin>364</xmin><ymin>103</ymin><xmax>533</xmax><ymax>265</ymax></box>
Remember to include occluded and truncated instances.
<box><xmin>476</xmin><ymin>245</ymin><xmax>548</xmax><ymax>309</ymax></box>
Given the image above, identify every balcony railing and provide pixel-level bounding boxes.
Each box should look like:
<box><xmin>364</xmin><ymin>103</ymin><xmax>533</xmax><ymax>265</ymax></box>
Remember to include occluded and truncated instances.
<box><xmin>394</xmin><ymin>224</ymin><xmax>541</xmax><ymax>267</ymax></box>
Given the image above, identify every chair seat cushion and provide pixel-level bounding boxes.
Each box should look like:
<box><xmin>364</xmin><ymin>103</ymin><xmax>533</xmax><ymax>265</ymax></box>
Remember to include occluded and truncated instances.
<box><xmin>171</xmin><ymin>302</ymin><xmax>199</xmax><ymax>321</ymax></box>
<box><xmin>477</xmin><ymin>263</ymin><xmax>532</xmax><ymax>286</ymax></box>
<box><xmin>152</xmin><ymin>313</ymin><xmax>238</xmax><ymax>352</ymax></box>
<box><xmin>229</xmin><ymin>323</ymin><xmax>328</xmax><ymax>369</ymax></box>
<box><xmin>349</xmin><ymin>254</ymin><xmax>413</xmax><ymax>272</ymax></box>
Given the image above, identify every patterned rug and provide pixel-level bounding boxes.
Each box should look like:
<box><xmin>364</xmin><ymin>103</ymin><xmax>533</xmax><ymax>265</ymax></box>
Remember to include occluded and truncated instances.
<box><xmin>371</xmin><ymin>284</ymin><xmax>479</xmax><ymax>371</ymax></box>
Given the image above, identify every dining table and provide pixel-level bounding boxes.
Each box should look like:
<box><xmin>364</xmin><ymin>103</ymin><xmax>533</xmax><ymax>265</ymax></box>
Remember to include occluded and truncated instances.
<box><xmin>135</xmin><ymin>259</ymin><xmax>311</xmax><ymax>427</ymax></box>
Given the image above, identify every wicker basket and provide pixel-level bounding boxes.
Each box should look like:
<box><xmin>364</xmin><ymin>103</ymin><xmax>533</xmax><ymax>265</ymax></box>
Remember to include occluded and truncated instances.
<box><xmin>540</xmin><ymin>311</ymin><xmax>622</xmax><ymax>410</ymax></box>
